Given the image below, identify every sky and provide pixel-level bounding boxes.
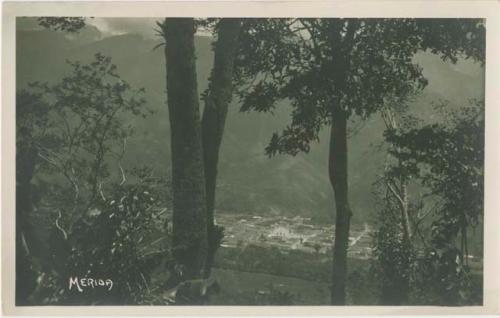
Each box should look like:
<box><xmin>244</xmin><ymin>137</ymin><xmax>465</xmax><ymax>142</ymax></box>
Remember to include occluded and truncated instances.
<box><xmin>16</xmin><ymin>17</ymin><xmax>212</xmax><ymax>39</ymax></box>
<box><xmin>84</xmin><ymin>17</ymin><xmax>483</xmax><ymax>76</ymax></box>
<box><xmin>87</xmin><ymin>17</ymin><xmax>212</xmax><ymax>38</ymax></box>
<box><xmin>86</xmin><ymin>18</ymin><xmax>160</xmax><ymax>38</ymax></box>
<box><xmin>16</xmin><ymin>17</ymin><xmax>483</xmax><ymax>77</ymax></box>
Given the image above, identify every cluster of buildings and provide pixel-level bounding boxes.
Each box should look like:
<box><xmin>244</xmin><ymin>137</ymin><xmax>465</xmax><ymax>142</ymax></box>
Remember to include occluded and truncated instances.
<box><xmin>216</xmin><ymin>214</ymin><xmax>373</xmax><ymax>259</ymax></box>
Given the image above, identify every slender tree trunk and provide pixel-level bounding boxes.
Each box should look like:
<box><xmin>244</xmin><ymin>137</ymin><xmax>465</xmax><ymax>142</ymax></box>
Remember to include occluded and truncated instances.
<box><xmin>395</xmin><ymin>152</ymin><xmax>412</xmax><ymax>305</ymax></box>
<box><xmin>329</xmin><ymin>109</ymin><xmax>351</xmax><ymax>305</ymax></box>
<box><xmin>384</xmin><ymin>176</ymin><xmax>411</xmax><ymax>305</ymax></box>
<box><xmin>400</xmin><ymin>180</ymin><xmax>411</xmax><ymax>303</ymax></box>
<box><xmin>381</xmin><ymin>163</ymin><xmax>412</xmax><ymax>305</ymax></box>
<box><xmin>163</xmin><ymin>18</ymin><xmax>208</xmax><ymax>281</ymax></box>
<box><xmin>201</xmin><ymin>18</ymin><xmax>242</xmax><ymax>278</ymax></box>
<box><xmin>400</xmin><ymin>179</ymin><xmax>411</xmax><ymax>247</ymax></box>
<box><xmin>381</xmin><ymin>108</ymin><xmax>412</xmax><ymax>304</ymax></box>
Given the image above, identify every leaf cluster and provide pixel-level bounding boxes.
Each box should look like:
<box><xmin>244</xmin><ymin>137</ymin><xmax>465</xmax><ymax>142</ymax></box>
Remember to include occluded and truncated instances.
<box><xmin>233</xmin><ymin>18</ymin><xmax>485</xmax><ymax>156</ymax></box>
<box><xmin>37</xmin><ymin>17</ymin><xmax>87</xmax><ymax>33</ymax></box>
<box><xmin>31</xmin><ymin>167</ymin><xmax>172</xmax><ymax>305</ymax></box>
<box><xmin>385</xmin><ymin>101</ymin><xmax>484</xmax><ymax>243</ymax></box>
<box><xmin>26</xmin><ymin>53</ymin><xmax>150</xmax><ymax>215</ymax></box>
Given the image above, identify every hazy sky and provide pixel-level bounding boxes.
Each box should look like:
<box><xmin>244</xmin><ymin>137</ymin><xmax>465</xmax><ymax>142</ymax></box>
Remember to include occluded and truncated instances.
<box><xmin>17</xmin><ymin>17</ymin><xmax>210</xmax><ymax>38</ymax></box>
<box><xmin>87</xmin><ymin>18</ymin><xmax>160</xmax><ymax>38</ymax></box>
<box><xmin>87</xmin><ymin>17</ymin><xmax>212</xmax><ymax>38</ymax></box>
<box><xmin>16</xmin><ymin>17</ymin><xmax>483</xmax><ymax>77</ymax></box>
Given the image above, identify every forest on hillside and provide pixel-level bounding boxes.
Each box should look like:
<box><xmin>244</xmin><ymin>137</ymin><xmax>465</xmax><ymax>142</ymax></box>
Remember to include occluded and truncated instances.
<box><xmin>16</xmin><ymin>17</ymin><xmax>484</xmax><ymax>306</ymax></box>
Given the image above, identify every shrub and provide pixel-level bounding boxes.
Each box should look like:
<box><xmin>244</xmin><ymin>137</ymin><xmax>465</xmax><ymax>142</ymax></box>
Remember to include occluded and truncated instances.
<box><xmin>31</xmin><ymin>169</ymin><xmax>171</xmax><ymax>305</ymax></box>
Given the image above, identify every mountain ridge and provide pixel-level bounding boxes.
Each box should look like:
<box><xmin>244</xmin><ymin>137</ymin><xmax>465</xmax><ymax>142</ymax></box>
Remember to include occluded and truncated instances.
<box><xmin>16</xmin><ymin>28</ymin><xmax>484</xmax><ymax>224</ymax></box>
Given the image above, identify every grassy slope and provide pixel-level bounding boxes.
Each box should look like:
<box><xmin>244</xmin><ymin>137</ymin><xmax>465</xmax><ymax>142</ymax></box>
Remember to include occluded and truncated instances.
<box><xmin>211</xmin><ymin>245</ymin><xmax>378</xmax><ymax>305</ymax></box>
<box><xmin>209</xmin><ymin>268</ymin><xmax>330</xmax><ymax>305</ymax></box>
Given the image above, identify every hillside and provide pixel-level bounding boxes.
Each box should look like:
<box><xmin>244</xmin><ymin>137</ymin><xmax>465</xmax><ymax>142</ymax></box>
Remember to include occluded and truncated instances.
<box><xmin>16</xmin><ymin>21</ymin><xmax>484</xmax><ymax>224</ymax></box>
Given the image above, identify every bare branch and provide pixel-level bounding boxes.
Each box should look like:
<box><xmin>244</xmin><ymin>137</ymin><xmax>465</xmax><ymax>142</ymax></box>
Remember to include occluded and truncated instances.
<box><xmin>98</xmin><ymin>181</ymin><xmax>106</xmax><ymax>201</ymax></box>
<box><xmin>55</xmin><ymin>209</ymin><xmax>68</xmax><ymax>240</ymax></box>
<box><xmin>118</xmin><ymin>137</ymin><xmax>127</xmax><ymax>186</ymax></box>
<box><xmin>387</xmin><ymin>180</ymin><xmax>405</xmax><ymax>210</ymax></box>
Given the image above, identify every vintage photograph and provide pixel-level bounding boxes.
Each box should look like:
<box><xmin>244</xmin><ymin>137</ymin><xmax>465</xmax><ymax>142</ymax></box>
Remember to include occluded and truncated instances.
<box><xmin>14</xmin><ymin>16</ymin><xmax>485</xmax><ymax>307</ymax></box>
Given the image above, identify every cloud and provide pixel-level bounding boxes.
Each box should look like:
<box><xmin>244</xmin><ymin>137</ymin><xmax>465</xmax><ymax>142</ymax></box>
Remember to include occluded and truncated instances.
<box><xmin>87</xmin><ymin>18</ymin><xmax>160</xmax><ymax>39</ymax></box>
<box><xmin>87</xmin><ymin>18</ymin><xmax>213</xmax><ymax>39</ymax></box>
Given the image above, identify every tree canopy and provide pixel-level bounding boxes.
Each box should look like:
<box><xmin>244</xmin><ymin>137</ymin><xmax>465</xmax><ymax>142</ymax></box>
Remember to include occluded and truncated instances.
<box><xmin>234</xmin><ymin>18</ymin><xmax>485</xmax><ymax>156</ymax></box>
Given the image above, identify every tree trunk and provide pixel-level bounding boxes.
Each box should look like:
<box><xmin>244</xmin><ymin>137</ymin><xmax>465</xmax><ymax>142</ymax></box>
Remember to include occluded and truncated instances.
<box><xmin>382</xmin><ymin>176</ymin><xmax>411</xmax><ymax>305</ymax></box>
<box><xmin>201</xmin><ymin>18</ymin><xmax>242</xmax><ymax>278</ymax></box>
<box><xmin>400</xmin><ymin>181</ymin><xmax>411</xmax><ymax>303</ymax></box>
<box><xmin>400</xmin><ymin>180</ymin><xmax>411</xmax><ymax>247</ymax></box>
<box><xmin>380</xmin><ymin>108</ymin><xmax>412</xmax><ymax>304</ymax></box>
<box><xmin>329</xmin><ymin>109</ymin><xmax>351</xmax><ymax>305</ymax></box>
<box><xmin>163</xmin><ymin>18</ymin><xmax>208</xmax><ymax>281</ymax></box>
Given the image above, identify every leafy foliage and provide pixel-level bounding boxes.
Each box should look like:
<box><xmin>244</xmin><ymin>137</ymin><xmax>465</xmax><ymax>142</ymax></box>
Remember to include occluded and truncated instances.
<box><xmin>373</xmin><ymin>100</ymin><xmax>485</xmax><ymax>305</ymax></box>
<box><xmin>16</xmin><ymin>90</ymin><xmax>51</xmax><ymax>149</ymax></box>
<box><xmin>31</xmin><ymin>53</ymin><xmax>150</xmax><ymax>226</ymax></box>
<box><xmin>17</xmin><ymin>54</ymin><xmax>170</xmax><ymax>305</ymax></box>
<box><xmin>17</xmin><ymin>18</ymin><xmax>486</xmax><ymax>306</ymax></box>
<box><xmin>234</xmin><ymin>17</ymin><xmax>484</xmax><ymax>305</ymax></box>
<box><xmin>37</xmin><ymin>17</ymin><xmax>87</xmax><ymax>33</ymax></box>
<box><xmin>16</xmin><ymin>90</ymin><xmax>55</xmax><ymax>303</ymax></box>
<box><xmin>371</xmin><ymin>193</ymin><xmax>414</xmax><ymax>305</ymax></box>
<box><xmin>386</xmin><ymin>101</ymin><xmax>484</xmax><ymax>253</ymax></box>
<box><xmin>32</xmin><ymin>175</ymin><xmax>171</xmax><ymax>305</ymax></box>
<box><xmin>415</xmin><ymin>19</ymin><xmax>485</xmax><ymax>64</ymax></box>
<box><xmin>412</xmin><ymin>246</ymin><xmax>479</xmax><ymax>305</ymax></box>
<box><xmin>234</xmin><ymin>18</ymin><xmax>484</xmax><ymax>156</ymax></box>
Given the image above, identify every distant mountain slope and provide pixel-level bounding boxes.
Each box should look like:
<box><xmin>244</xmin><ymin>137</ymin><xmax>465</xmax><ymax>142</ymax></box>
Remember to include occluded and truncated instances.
<box><xmin>16</xmin><ymin>24</ymin><xmax>484</xmax><ymax>224</ymax></box>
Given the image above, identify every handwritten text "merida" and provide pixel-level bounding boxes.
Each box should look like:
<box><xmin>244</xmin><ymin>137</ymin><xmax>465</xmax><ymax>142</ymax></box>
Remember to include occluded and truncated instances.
<box><xmin>68</xmin><ymin>276</ymin><xmax>113</xmax><ymax>292</ymax></box>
